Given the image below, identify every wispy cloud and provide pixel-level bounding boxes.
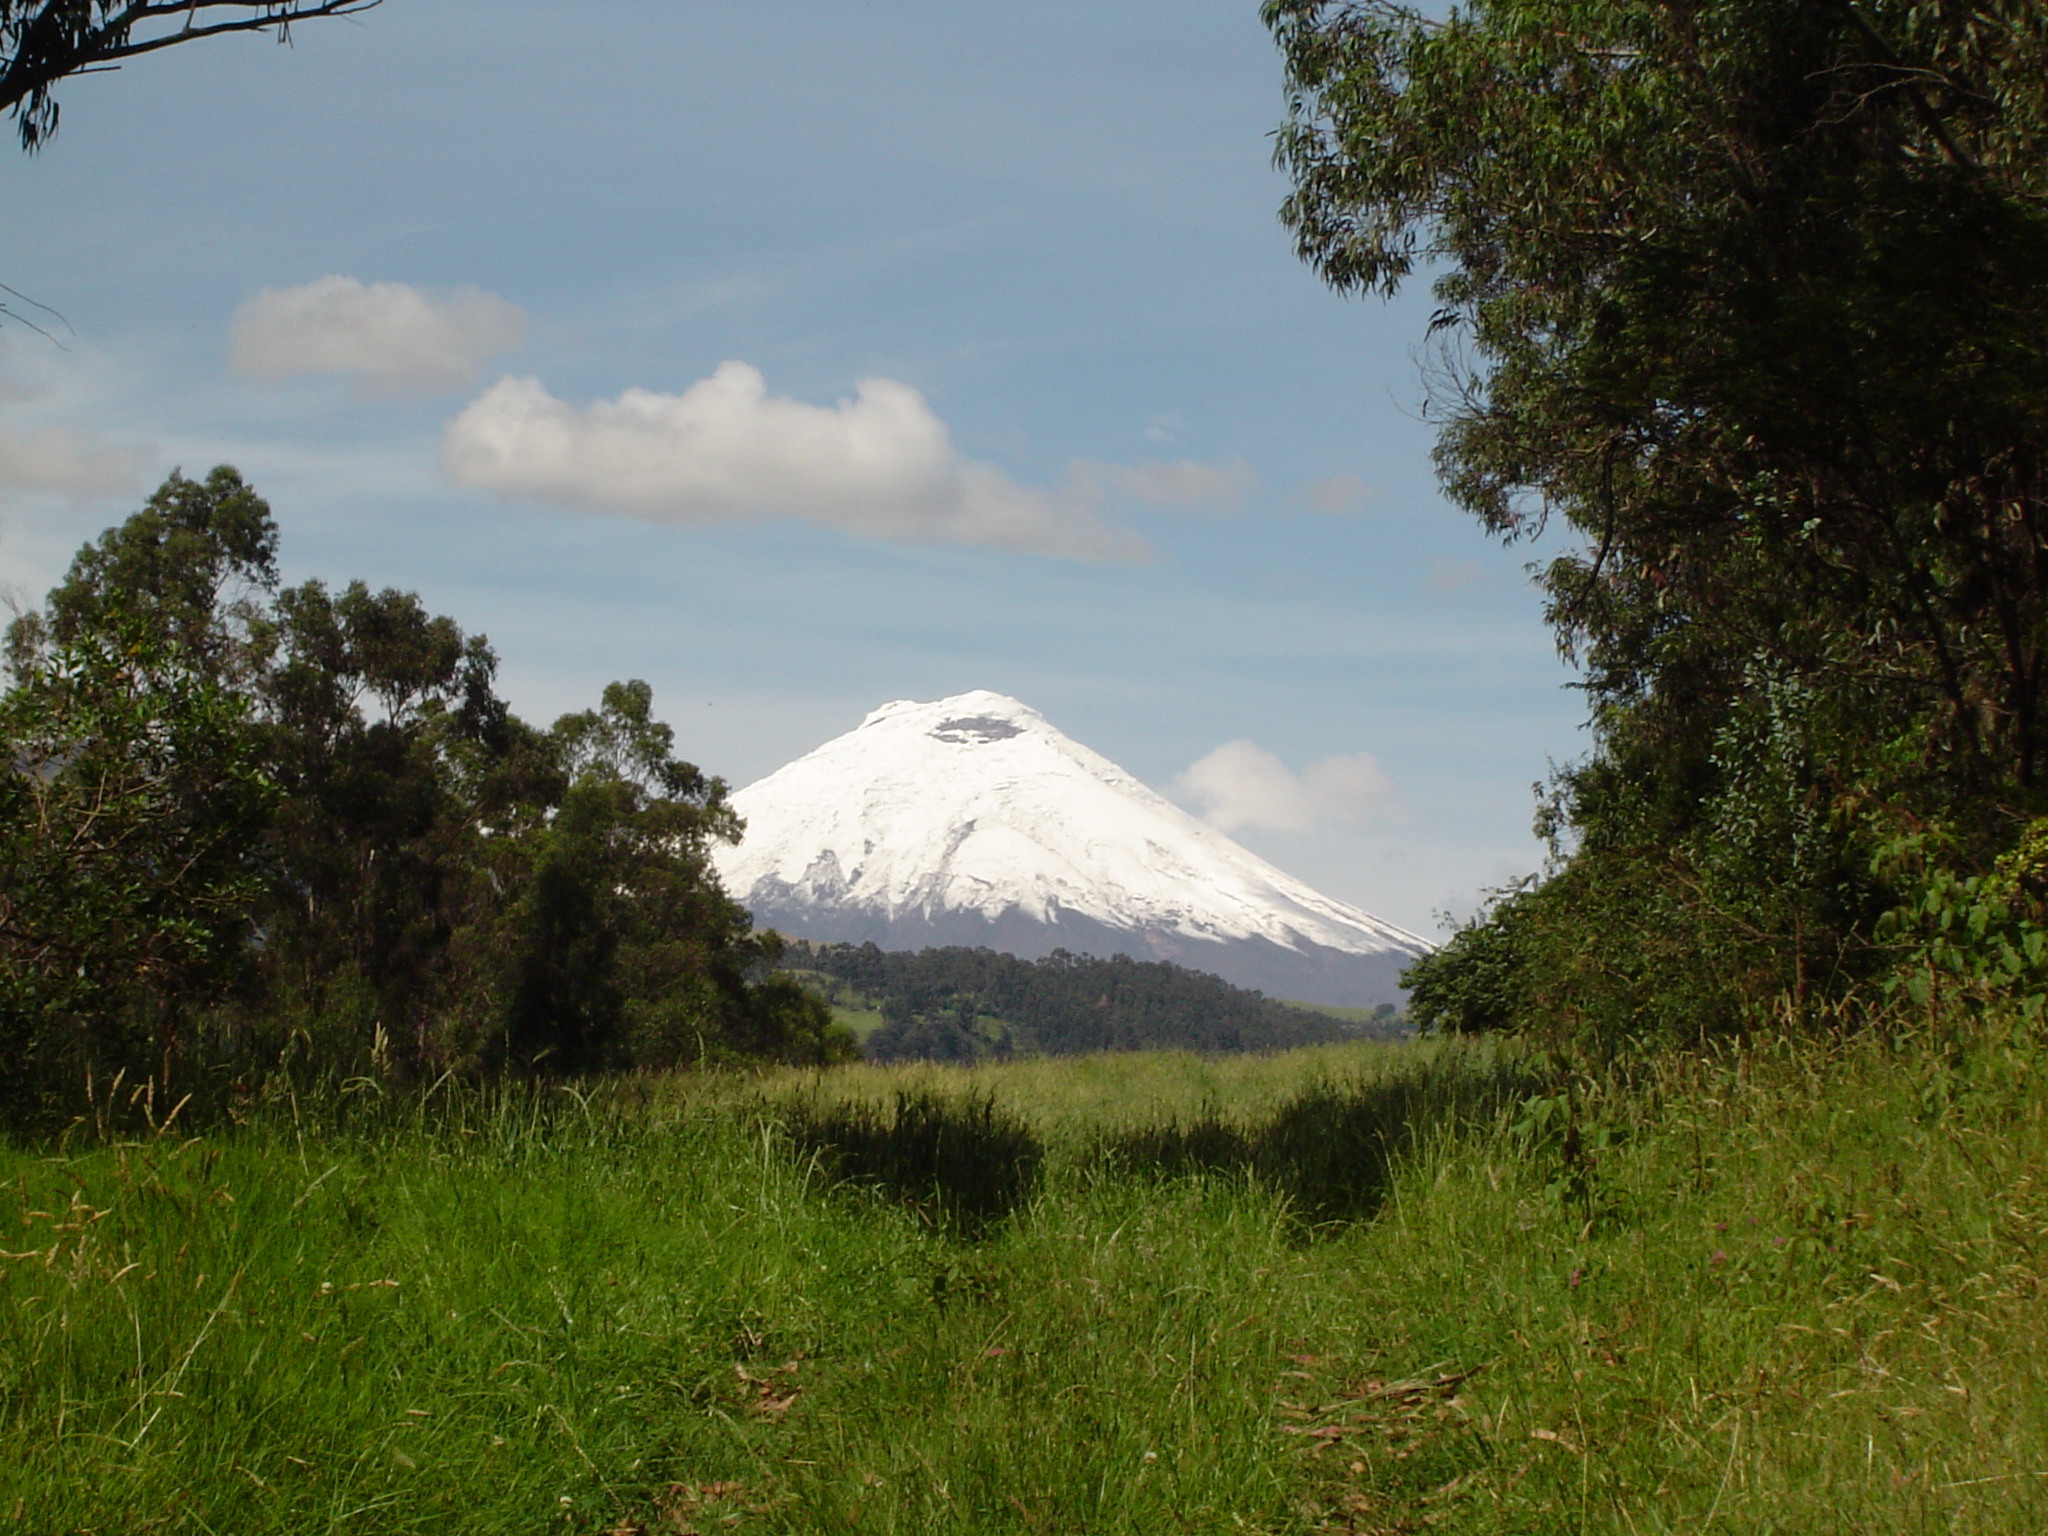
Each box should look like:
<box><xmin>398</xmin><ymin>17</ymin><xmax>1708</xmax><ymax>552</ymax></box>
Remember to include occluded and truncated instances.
<box><xmin>440</xmin><ymin>362</ymin><xmax>1217</xmax><ymax>561</ymax></box>
<box><xmin>1174</xmin><ymin>738</ymin><xmax>1402</xmax><ymax>834</ymax></box>
<box><xmin>1425</xmin><ymin>557</ymin><xmax>1484</xmax><ymax>593</ymax></box>
<box><xmin>1301</xmin><ymin>472</ymin><xmax>1378</xmax><ymax>514</ymax></box>
<box><xmin>1073</xmin><ymin>456</ymin><xmax>1255</xmax><ymax>509</ymax></box>
<box><xmin>229</xmin><ymin>276</ymin><xmax>525</xmax><ymax>394</ymax></box>
<box><xmin>0</xmin><ymin>425</ymin><xmax>153</xmax><ymax>501</ymax></box>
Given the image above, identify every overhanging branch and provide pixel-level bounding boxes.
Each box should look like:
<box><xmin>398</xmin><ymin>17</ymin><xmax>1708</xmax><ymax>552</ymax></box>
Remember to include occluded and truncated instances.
<box><xmin>2</xmin><ymin>1</ymin><xmax>380</xmax><ymax>151</ymax></box>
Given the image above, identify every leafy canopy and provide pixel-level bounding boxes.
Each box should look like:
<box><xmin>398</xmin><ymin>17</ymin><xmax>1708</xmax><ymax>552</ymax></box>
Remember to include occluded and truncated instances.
<box><xmin>1</xmin><ymin>469</ymin><xmax>853</xmax><ymax>1128</ymax></box>
<box><xmin>1267</xmin><ymin>1</ymin><xmax>2048</xmax><ymax>1037</ymax></box>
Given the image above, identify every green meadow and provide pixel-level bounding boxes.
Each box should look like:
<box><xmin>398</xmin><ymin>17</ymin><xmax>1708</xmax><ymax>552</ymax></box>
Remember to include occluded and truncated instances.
<box><xmin>5</xmin><ymin>1021</ymin><xmax>2045</xmax><ymax>1535</ymax></box>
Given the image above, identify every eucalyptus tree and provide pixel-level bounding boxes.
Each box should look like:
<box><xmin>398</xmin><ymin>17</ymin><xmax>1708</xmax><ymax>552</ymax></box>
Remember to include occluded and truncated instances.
<box><xmin>1266</xmin><ymin>1</ymin><xmax>2048</xmax><ymax>1034</ymax></box>
<box><xmin>1</xmin><ymin>468</ymin><xmax>848</xmax><ymax>1121</ymax></box>
<box><xmin>0</xmin><ymin>471</ymin><xmax>278</xmax><ymax>1117</ymax></box>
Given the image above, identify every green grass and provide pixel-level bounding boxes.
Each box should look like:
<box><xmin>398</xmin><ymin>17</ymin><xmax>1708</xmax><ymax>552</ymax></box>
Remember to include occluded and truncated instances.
<box><xmin>1283</xmin><ymin>1000</ymin><xmax>1406</xmax><ymax>1030</ymax></box>
<box><xmin>827</xmin><ymin>1002</ymin><xmax>886</xmax><ymax>1041</ymax></box>
<box><xmin>4</xmin><ymin>1023</ymin><xmax>2045</xmax><ymax>1532</ymax></box>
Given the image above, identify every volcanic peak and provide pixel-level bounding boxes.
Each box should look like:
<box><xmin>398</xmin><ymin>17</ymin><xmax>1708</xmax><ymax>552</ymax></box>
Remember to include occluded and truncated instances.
<box><xmin>712</xmin><ymin>690</ymin><xmax>1429</xmax><ymax>1005</ymax></box>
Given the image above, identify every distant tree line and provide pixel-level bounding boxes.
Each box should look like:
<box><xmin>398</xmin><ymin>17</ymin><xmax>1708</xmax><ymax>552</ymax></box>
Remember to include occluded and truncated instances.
<box><xmin>0</xmin><ymin>468</ymin><xmax>854</xmax><ymax>1130</ymax></box>
<box><xmin>790</xmin><ymin>940</ymin><xmax>1405</xmax><ymax>1062</ymax></box>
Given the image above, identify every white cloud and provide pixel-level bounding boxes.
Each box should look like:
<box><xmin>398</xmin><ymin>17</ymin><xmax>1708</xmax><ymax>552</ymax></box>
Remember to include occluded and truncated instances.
<box><xmin>0</xmin><ymin>425</ymin><xmax>152</xmax><ymax>500</ymax></box>
<box><xmin>440</xmin><ymin>362</ymin><xmax>1158</xmax><ymax>561</ymax></box>
<box><xmin>1074</xmin><ymin>456</ymin><xmax>1255</xmax><ymax>508</ymax></box>
<box><xmin>1174</xmin><ymin>739</ymin><xmax>1401</xmax><ymax>834</ymax></box>
<box><xmin>229</xmin><ymin>276</ymin><xmax>525</xmax><ymax>394</ymax></box>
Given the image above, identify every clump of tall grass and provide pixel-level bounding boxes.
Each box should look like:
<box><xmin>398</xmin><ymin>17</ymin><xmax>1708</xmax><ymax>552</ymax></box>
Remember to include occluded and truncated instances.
<box><xmin>766</xmin><ymin>1042</ymin><xmax>1523</xmax><ymax>1237</ymax></box>
<box><xmin>1096</xmin><ymin>1043</ymin><xmax>1544</xmax><ymax>1224</ymax></box>
<box><xmin>780</xmin><ymin>1088</ymin><xmax>1044</xmax><ymax>1237</ymax></box>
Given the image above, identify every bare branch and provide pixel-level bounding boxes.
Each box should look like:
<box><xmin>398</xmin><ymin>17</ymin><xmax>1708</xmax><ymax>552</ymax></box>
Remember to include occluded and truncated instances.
<box><xmin>2</xmin><ymin>1</ymin><xmax>380</xmax><ymax>151</ymax></box>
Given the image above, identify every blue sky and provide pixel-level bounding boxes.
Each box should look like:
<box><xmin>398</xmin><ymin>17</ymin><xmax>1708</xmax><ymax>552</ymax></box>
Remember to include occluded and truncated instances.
<box><xmin>0</xmin><ymin>0</ymin><xmax>1583</xmax><ymax>935</ymax></box>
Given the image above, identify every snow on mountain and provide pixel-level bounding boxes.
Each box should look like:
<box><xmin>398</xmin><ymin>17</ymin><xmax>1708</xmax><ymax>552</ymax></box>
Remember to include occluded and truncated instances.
<box><xmin>710</xmin><ymin>690</ymin><xmax>1432</xmax><ymax>1006</ymax></box>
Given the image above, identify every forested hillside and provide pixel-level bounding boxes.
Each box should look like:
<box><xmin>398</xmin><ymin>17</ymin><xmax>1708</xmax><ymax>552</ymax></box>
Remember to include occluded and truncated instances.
<box><xmin>787</xmin><ymin>939</ymin><xmax>1403</xmax><ymax>1061</ymax></box>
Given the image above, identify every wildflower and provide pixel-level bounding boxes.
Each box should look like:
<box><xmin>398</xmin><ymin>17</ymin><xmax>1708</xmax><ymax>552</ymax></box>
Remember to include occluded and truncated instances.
<box><xmin>1711</xmin><ymin>1249</ymin><xmax>1728</xmax><ymax>1268</ymax></box>
<box><xmin>1568</xmin><ymin>1267</ymin><xmax>1582</xmax><ymax>1289</ymax></box>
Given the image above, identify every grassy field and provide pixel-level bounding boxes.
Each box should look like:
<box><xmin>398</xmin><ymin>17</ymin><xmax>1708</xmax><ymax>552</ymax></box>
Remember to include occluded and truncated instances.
<box><xmin>827</xmin><ymin>1002</ymin><xmax>887</xmax><ymax>1042</ymax></box>
<box><xmin>4</xmin><ymin>1020</ymin><xmax>2045</xmax><ymax>1533</ymax></box>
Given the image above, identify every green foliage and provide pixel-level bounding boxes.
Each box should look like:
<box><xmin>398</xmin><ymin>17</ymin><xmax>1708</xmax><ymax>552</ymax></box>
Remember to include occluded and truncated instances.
<box><xmin>0</xmin><ymin>601</ymin><xmax>274</xmax><ymax>1123</ymax></box>
<box><xmin>0</xmin><ymin>469</ymin><xmax>838</xmax><ymax>1127</ymax></box>
<box><xmin>1402</xmin><ymin>878</ymin><xmax>1540</xmax><ymax>1036</ymax></box>
<box><xmin>250</xmin><ymin>573</ymin><xmax>526</xmax><ymax>1076</ymax></box>
<box><xmin>40</xmin><ymin>465</ymin><xmax>277</xmax><ymax>669</ymax></box>
<box><xmin>1268</xmin><ymin>0</ymin><xmax>2048</xmax><ymax>1036</ymax></box>
<box><xmin>1873</xmin><ymin>815</ymin><xmax>2048</xmax><ymax>1020</ymax></box>
<box><xmin>1405</xmin><ymin>829</ymin><xmax>1878</xmax><ymax>1046</ymax></box>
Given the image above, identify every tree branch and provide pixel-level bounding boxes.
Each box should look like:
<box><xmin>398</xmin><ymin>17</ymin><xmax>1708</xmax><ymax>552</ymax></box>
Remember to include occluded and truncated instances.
<box><xmin>2</xmin><ymin>1</ymin><xmax>379</xmax><ymax>150</ymax></box>
<box><xmin>1833</xmin><ymin>0</ymin><xmax>1982</xmax><ymax>177</ymax></box>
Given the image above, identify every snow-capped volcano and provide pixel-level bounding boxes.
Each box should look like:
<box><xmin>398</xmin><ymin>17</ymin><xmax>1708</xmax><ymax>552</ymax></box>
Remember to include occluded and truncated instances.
<box><xmin>711</xmin><ymin>690</ymin><xmax>1431</xmax><ymax>1006</ymax></box>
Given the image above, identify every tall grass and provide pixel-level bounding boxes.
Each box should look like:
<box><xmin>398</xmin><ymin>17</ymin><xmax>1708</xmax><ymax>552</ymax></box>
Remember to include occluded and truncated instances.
<box><xmin>1094</xmin><ymin>1045</ymin><xmax>1541</xmax><ymax>1224</ymax></box>
<box><xmin>3</xmin><ymin>1023</ymin><xmax>2045</xmax><ymax>1532</ymax></box>
<box><xmin>783</xmin><ymin>1088</ymin><xmax>1044</xmax><ymax>1236</ymax></box>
